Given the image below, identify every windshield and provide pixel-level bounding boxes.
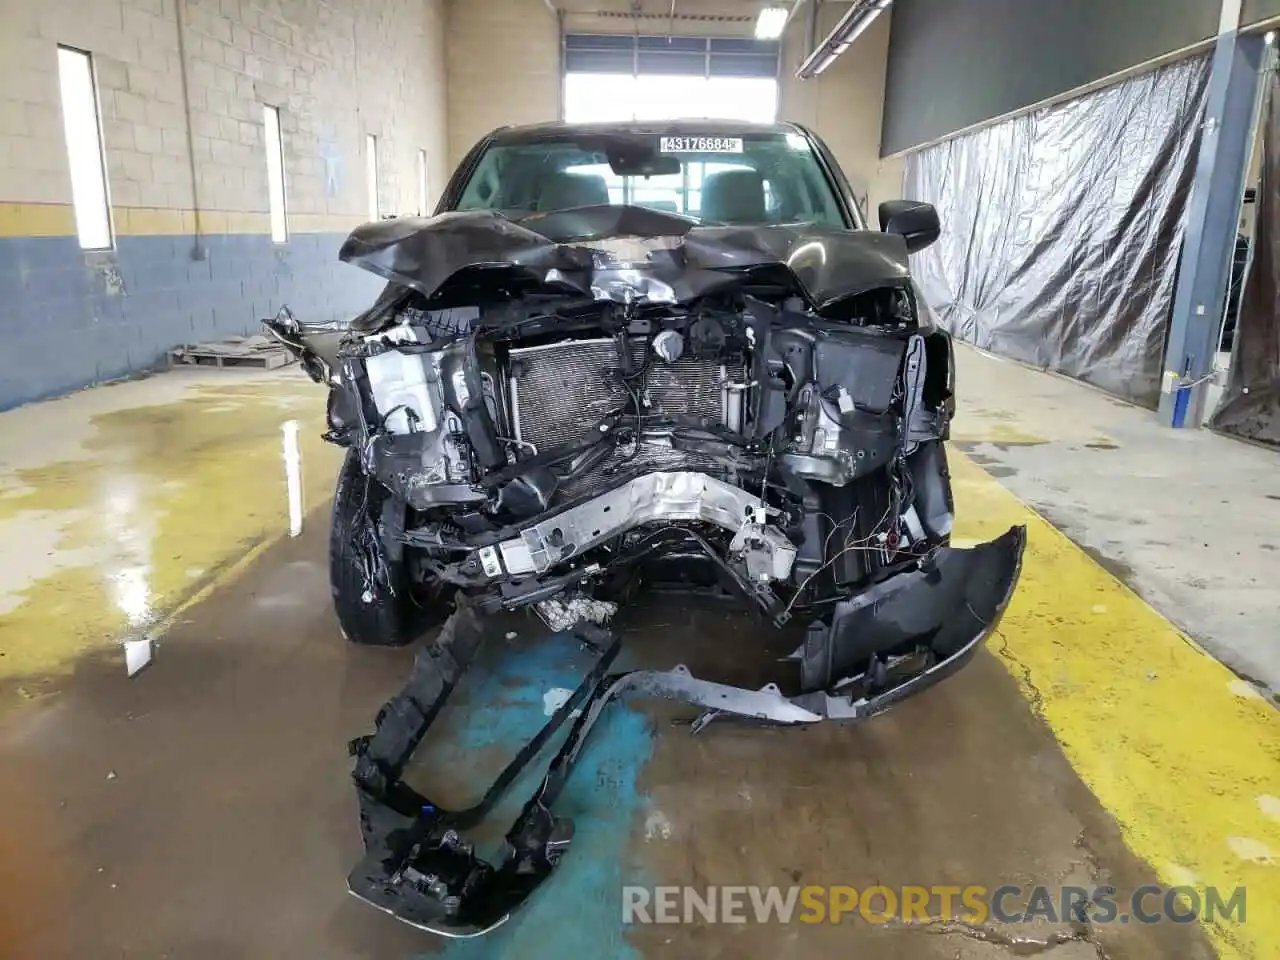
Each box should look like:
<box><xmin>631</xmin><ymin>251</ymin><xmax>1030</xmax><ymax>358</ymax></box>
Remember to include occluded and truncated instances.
<box><xmin>454</xmin><ymin>131</ymin><xmax>849</xmax><ymax>228</ymax></box>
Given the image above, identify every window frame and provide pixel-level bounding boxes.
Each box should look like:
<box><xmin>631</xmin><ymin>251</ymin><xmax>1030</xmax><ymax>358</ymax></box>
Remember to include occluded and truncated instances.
<box><xmin>263</xmin><ymin>104</ymin><xmax>288</xmax><ymax>243</ymax></box>
<box><xmin>56</xmin><ymin>45</ymin><xmax>114</xmax><ymax>251</ymax></box>
<box><xmin>417</xmin><ymin>148</ymin><xmax>428</xmax><ymax>216</ymax></box>
<box><xmin>365</xmin><ymin>134</ymin><xmax>380</xmax><ymax>221</ymax></box>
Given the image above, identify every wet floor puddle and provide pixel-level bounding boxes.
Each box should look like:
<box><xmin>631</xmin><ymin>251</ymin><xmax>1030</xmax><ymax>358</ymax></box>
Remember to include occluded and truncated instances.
<box><xmin>0</xmin><ymin>381</ymin><xmax>341</xmax><ymax>695</ymax></box>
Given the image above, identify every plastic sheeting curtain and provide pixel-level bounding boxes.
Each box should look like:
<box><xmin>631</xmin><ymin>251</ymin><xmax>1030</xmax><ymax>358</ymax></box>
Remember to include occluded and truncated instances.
<box><xmin>904</xmin><ymin>55</ymin><xmax>1211</xmax><ymax>407</ymax></box>
<box><xmin>1212</xmin><ymin>66</ymin><xmax>1280</xmax><ymax>446</ymax></box>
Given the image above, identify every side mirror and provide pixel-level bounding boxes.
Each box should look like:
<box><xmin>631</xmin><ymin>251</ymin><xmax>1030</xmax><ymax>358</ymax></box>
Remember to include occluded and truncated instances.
<box><xmin>878</xmin><ymin>200</ymin><xmax>940</xmax><ymax>254</ymax></box>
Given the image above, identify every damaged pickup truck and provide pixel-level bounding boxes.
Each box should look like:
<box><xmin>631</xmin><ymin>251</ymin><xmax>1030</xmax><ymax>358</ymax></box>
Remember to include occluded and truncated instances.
<box><xmin>266</xmin><ymin>120</ymin><xmax>1025</xmax><ymax>937</ymax></box>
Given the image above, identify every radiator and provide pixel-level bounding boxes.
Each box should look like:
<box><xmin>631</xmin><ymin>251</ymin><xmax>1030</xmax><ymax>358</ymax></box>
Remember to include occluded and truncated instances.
<box><xmin>507</xmin><ymin>338</ymin><xmax>740</xmax><ymax>453</ymax></box>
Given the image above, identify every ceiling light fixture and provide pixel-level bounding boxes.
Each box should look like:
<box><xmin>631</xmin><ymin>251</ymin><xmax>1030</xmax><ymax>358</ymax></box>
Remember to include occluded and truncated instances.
<box><xmin>796</xmin><ymin>0</ymin><xmax>892</xmax><ymax>78</ymax></box>
<box><xmin>755</xmin><ymin>6</ymin><xmax>789</xmax><ymax>40</ymax></box>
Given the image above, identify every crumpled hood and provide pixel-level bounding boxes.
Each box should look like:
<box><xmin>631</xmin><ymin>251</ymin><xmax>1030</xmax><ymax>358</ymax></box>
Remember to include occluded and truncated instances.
<box><xmin>338</xmin><ymin>205</ymin><xmax>912</xmax><ymax>313</ymax></box>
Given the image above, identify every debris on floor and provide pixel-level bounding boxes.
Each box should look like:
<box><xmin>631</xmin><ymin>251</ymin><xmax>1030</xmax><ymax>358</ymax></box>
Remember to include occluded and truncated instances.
<box><xmin>123</xmin><ymin>637</ymin><xmax>153</xmax><ymax>678</ymax></box>
<box><xmin>541</xmin><ymin>686</ymin><xmax>579</xmax><ymax>717</ymax></box>
<box><xmin>169</xmin><ymin>335</ymin><xmax>296</xmax><ymax>370</ymax></box>
<box><xmin>535</xmin><ymin>594</ymin><xmax>618</xmax><ymax>632</ymax></box>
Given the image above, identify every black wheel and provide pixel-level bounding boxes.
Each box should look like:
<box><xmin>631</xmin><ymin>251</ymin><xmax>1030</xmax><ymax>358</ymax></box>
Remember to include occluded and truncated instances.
<box><xmin>329</xmin><ymin>449</ymin><xmax>449</xmax><ymax>646</ymax></box>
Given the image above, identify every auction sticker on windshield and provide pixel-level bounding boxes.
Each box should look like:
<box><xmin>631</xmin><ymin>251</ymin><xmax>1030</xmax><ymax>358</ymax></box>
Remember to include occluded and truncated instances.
<box><xmin>659</xmin><ymin>136</ymin><xmax>743</xmax><ymax>153</ymax></box>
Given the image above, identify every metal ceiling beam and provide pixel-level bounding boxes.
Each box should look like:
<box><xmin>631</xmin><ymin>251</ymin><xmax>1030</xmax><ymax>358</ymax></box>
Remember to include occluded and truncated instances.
<box><xmin>795</xmin><ymin>0</ymin><xmax>891</xmax><ymax>79</ymax></box>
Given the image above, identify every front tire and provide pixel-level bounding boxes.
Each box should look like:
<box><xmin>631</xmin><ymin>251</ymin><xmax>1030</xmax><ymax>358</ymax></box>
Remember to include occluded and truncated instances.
<box><xmin>329</xmin><ymin>449</ymin><xmax>446</xmax><ymax>646</ymax></box>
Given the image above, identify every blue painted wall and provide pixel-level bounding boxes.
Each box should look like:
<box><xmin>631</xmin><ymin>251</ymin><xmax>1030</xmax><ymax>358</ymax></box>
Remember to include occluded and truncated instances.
<box><xmin>0</xmin><ymin>230</ymin><xmax>381</xmax><ymax>410</ymax></box>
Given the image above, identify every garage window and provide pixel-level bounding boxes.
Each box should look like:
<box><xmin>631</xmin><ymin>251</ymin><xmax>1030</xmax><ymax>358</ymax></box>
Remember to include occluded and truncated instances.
<box><xmin>564</xmin><ymin>35</ymin><xmax>779</xmax><ymax>124</ymax></box>
<box><xmin>56</xmin><ymin>46</ymin><xmax>113</xmax><ymax>250</ymax></box>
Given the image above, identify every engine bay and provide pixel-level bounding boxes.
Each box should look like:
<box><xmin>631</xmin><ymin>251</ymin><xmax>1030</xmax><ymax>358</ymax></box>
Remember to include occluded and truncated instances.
<box><xmin>316</xmin><ymin>278</ymin><xmax>958</xmax><ymax>630</ymax></box>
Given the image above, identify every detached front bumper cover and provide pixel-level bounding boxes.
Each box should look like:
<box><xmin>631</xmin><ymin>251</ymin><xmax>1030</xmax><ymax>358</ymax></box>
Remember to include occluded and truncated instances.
<box><xmin>347</xmin><ymin>525</ymin><xmax>1026</xmax><ymax>937</ymax></box>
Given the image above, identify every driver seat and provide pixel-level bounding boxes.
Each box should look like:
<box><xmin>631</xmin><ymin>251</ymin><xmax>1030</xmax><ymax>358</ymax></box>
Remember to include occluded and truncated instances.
<box><xmin>700</xmin><ymin>169</ymin><xmax>766</xmax><ymax>223</ymax></box>
<box><xmin>536</xmin><ymin>172</ymin><xmax>610</xmax><ymax>211</ymax></box>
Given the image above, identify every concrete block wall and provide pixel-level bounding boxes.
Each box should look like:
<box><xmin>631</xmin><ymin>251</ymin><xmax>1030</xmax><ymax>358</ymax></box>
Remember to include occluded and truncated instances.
<box><xmin>445</xmin><ymin>0</ymin><xmax>562</xmax><ymax>169</ymax></box>
<box><xmin>0</xmin><ymin>0</ymin><xmax>448</xmax><ymax>409</ymax></box>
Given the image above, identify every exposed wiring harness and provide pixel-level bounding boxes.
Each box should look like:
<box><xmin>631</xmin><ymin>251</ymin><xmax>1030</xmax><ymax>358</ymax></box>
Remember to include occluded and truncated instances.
<box><xmin>780</xmin><ymin>450</ymin><xmax>923</xmax><ymax>621</ymax></box>
<box><xmin>350</xmin><ymin>473</ymin><xmax>396</xmax><ymax>599</ymax></box>
<box><xmin>781</xmin><ymin>501</ymin><xmax>894</xmax><ymax>620</ymax></box>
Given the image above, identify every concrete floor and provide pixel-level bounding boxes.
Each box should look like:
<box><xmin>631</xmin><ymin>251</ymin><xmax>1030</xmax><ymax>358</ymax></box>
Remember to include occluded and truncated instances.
<box><xmin>950</xmin><ymin>344</ymin><xmax>1280</xmax><ymax>697</ymax></box>
<box><xmin>0</xmin><ymin>362</ymin><xmax>1276</xmax><ymax>959</ymax></box>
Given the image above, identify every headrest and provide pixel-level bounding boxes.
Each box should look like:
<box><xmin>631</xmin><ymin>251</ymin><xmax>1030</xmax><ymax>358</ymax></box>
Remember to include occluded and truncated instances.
<box><xmin>536</xmin><ymin>172</ymin><xmax>611</xmax><ymax>211</ymax></box>
<box><xmin>700</xmin><ymin>169</ymin><xmax>766</xmax><ymax>224</ymax></box>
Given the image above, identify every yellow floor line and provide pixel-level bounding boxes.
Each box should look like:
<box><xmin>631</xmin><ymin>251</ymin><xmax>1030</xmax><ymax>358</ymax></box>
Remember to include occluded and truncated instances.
<box><xmin>950</xmin><ymin>449</ymin><xmax>1280</xmax><ymax>960</ymax></box>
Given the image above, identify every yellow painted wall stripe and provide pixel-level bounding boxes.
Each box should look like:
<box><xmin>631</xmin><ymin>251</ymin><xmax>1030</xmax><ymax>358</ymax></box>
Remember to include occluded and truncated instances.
<box><xmin>951</xmin><ymin>449</ymin><xmax>1279</xmax><ymax>960</ymax></box>
<box><xmin>0</xmin><ymin>202</ymin><xmax>77</xmax><ymax>238</ymax></box>
<box><xmin>0</xmin><ymin>202</ymin><xmax>364</xmax><ymax>239</ymax></box>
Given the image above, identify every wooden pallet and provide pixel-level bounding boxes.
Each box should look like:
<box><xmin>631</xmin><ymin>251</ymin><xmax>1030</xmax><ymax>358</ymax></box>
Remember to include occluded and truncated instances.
<box><xmin>169</xmin><ymin>335</ymin><xmax>295</xmax><ymax>370</ymax></box>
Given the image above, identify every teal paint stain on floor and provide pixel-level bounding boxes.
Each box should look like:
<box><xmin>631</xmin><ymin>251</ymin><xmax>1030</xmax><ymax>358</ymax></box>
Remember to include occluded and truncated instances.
<box><xmin>412</xmin><ymin>632</ymin><xmax>655</xmax><ymax>960</ymax></box>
